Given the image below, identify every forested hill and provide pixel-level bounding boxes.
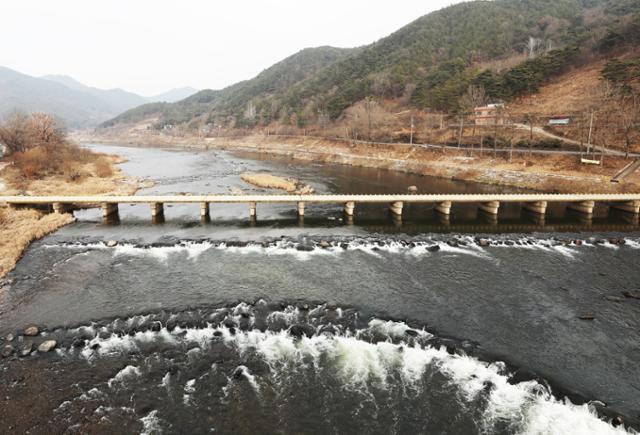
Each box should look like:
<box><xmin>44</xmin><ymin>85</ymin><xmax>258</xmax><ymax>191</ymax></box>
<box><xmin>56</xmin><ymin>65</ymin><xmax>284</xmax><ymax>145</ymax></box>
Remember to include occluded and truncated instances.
<box><xmin>103</xmin><ymin>0</ymin><xmax>640</xmax><ymax>131</ymax></box>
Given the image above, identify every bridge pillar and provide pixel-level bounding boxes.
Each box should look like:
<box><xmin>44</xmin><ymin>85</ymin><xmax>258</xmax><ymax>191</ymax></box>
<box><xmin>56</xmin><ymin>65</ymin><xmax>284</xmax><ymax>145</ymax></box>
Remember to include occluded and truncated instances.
<box><xmin>611</xmin><ymin>200</ymin><xmax>640</xmax><ymax>214</ymax></box>
<box><xmin>435</xmin><ymin>201</ymin><xmax>452</xmax><ymax>215</ymax></box>
<box><xmin>568</xmin><ymin>201</ymin><xmax>595</xmax><ymax>215</ymax></box>
<box><xmin>522</xmin><ymin>201</ymin><xmax>547</xmax><ymax>215</ymax></box>
<box><xmin>249</xmin><ymin>202</ymin><xmax>257</xmax><ymax>218</ymax></box>
<box><xmin>101</xmin><ymin>203</ymin><xmax>118</xmax><ymax>218</ymax></box>
<box><xmin>479</xmin><ymin>201</ymin><xmax>500</xmax><ymax>215</ymax></box>
<box><xmin>200</xmin><ymin>202</ymin><xmax>210</xmax><ymax>218</ymax></box>
<box><xmin>150</xmin><ymin>202</ymin><xmax>164</xmax><ymax>218</ymax></box>
<box><xmin>297</xmin><ymin>202</ymin><xmax>305</xmax><ymax>217</ymax></box>
<box><xmin>389</xmin><ymin>201</ymin><xmax>403</xmax><ymax>216</ymax></box>
<box><xmin>53</xmin><ymin>202</ymin><xmax>70</xmax><ymax>214</ymax></box>
<box><xmin>344</xmin><ymin>201</ymin><xmax>355</xmax><ymax>217</ymax></box>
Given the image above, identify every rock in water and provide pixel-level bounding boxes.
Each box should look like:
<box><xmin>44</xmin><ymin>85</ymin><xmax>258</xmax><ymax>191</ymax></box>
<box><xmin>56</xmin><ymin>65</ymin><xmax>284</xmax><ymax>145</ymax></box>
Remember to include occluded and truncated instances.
<box><xmin>106</xmin><ymin>240</ymin><xmax>118</xmax><ymax>247</ymax></box>
<box><xmin>5</xmin><ymin>333</ymin><xmax>14</xmax><ymax>342</ymax></box>
<box><xmin>407</xmin><ymin>185</ymin><xmax>418</xmax><ymax>194</ymax></box>
<box><xmin>38</xmin><ymin>340</ymin><xmax>57</xmax><ymax>353</ymax></box>
<box><xmin>23</xmin><ymin>325</ymin><xmax>39</xmax><ymax>336</ymax></box>
<box><xmin>232</xmin><ymin>367</ymin><xmax>246</xmax><ymax>380</ymax></box>
<box><xmin>1</xmin><ymin>344</ymin><xmax>14</xmax><ymax>358</ymax></box>
<box><xmin>622</xmin><ymin>291</ymin><xmax>640</xmax><ymax>300</ymax></box>
<box><xmin>19</xmin><ymin>341</ymin><xmax>33</xmax><ymax>357</ymax></box>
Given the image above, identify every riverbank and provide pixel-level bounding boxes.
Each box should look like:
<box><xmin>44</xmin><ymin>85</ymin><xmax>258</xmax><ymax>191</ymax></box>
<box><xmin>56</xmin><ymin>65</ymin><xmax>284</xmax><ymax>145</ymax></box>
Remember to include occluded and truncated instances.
<box><xmin>0</xmin><ymin>153</ymin><xmax>139</xmax><ymax>279</ymax></box>
<box><xmin>74</xmin><ymin>131</ymin><xmax>640</xmax><ymax>194</ymax></box>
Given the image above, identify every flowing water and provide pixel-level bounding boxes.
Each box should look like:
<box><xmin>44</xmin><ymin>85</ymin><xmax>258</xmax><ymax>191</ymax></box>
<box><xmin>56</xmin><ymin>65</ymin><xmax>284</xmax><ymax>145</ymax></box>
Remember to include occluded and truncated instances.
<box><xmin>0</xmin><ymin>144</ymin><xmax>639</xmax><ymax>434</ymax></box>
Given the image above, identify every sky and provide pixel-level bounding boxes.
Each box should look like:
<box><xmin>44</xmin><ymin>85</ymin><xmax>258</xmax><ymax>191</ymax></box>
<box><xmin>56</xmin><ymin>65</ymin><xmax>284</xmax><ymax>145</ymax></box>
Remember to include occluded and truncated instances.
<box><xmin>1</xmin><ymin>1</ymin><xmax>462</xmax><ymax>96</ymax></box>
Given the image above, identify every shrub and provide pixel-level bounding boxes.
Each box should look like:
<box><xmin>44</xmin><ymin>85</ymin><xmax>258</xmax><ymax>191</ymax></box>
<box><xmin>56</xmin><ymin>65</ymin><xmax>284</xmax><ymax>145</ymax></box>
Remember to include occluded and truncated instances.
<box><xmin>94</xmin><ymin>159</ymin><xmax>114</xmax><ymax>178</ymax></box>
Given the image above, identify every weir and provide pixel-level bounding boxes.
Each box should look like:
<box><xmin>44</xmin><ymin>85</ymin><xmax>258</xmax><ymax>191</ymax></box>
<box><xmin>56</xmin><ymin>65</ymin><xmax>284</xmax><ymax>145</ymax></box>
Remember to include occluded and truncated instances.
<box><xmin>2</xmin><ymin>193</ymin><xmax>640</xmax><ymax>221</ymax></box>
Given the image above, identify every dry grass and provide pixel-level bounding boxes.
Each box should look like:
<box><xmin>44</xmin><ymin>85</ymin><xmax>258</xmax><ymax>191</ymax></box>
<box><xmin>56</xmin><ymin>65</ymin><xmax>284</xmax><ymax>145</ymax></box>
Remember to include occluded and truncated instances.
<box><xmin>0</xmin><ymin>150</ymin><xmax>139</xmax><ymax>280</ymax></box>
<box><xmin>94</xmin><ymin>158</ymin><xmax>114</xmax><ymax>177</ymax></box>
<box><xmin>0</xmin><ymin>207</ymin><xmax>74</xmax><ymax>277</ymax></box>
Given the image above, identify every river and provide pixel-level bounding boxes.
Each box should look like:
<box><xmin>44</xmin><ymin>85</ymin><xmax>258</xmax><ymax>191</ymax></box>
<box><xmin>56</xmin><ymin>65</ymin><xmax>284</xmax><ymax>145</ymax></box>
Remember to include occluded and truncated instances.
<box><xmin>0</xmin><ymin>144</ymin><xmax>638</xmax><ymax>434</ymax></box>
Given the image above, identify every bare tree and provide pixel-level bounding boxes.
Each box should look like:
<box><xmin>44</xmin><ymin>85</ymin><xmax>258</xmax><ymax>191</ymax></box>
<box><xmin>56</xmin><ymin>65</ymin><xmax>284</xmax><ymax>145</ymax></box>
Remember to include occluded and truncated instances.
<box><xmin>526</xmin><ymin>36</ymin><xmax>542</xmax><ymax>59</ymax></box>
<box><xmin>615</xmin><ymin>92</ymin><xmax>640</xmax><ymax>159</ymax></box>
<box><xmin>460</xmin><ymin>85</ymin><xmax>487</xmax><ymax>136</ymax></box>
<box><xmin>0</xmin><ymin>112</ymin><xmax>31</xmax><ymax>154</ymax></box>
<box><xmin>460</xmin><ymin>85</ymin><xmax>487</xmax><ymax>112</ymax></box>
<box><xmin>29</xmin><ymin>113</ymin><xmax>65</xmax><ymax>145</ymax></box>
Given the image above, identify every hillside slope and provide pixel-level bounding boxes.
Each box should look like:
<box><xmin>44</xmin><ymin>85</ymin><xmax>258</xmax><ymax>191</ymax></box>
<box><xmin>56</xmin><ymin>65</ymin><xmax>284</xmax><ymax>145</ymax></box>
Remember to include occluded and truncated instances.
<box><xmin>103</xmin><ymin>0</ymin><xmax>640</xmax><ymax>132</ymax></box>
<box><xmin>103</xmin><ymin>46</ymin><xmax>354</xmax><ymax>128</ymax></box>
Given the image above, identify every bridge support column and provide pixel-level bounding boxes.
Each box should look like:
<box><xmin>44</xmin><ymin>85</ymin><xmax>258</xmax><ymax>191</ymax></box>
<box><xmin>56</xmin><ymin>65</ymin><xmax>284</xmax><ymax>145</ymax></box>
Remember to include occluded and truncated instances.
<box><xmin>150</xmin><ymin>202</ymin><xmax>164</xmax><ymax>218</ymax></box>
<box><xmin>344</xmin><ymin>201</ymin><xmax>355</xmax><ymax>217</ymax></box>
<box><xmin>389</xmin><ymin>201</ymin><xmax>403</xmax><ymax>216</ymax></box>
<box><xmin>568</xmin><ymin>201</ymin><xmax>595</xmax><ymax>214</ymax></box>
<box><xmin>101</xmin><ymin>203</ymin><xmax>118</xmax><ymax>218</ymax></box>
<box><xmin>479</xmin><ymin>201</ymin><xmax>500</xmax><ymax>215</ymax></box>
<box><xmin>523</xmin><ymin>201</ymin><xmax>547</xmax><ymax>215</ymax></box>
<box><xmin>53</xmin><ymin>202</ymin><xmax>70</xmax><ymax>214</ymax></box>
<box><xmin>249</xmin><ymin>202</ymin><xmax>257</xmax><ymax>218</ymax></box>
<box><xmin>435</xmin><ymin>201</ymin><xmax>452</xmax><ymax>215</ymax></box>
<box><xmin>611</xmin><ymin>200</ymin><xmax>640</xmax><ymax>214</ymax></box>
<box><xmin>200</xmin><ymin>202</ymin><xmax>210</xmax><ymax>218</ymax></box>
<box><xmin>297</xmin><ymin>202</ymin><xmax>305</xmax><ymax>217</ymax></box>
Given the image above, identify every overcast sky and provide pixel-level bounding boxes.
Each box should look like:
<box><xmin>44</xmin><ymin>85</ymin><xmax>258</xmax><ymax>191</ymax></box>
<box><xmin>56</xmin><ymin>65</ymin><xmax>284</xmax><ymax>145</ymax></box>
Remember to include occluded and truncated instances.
<box><xmin>1</xmin><ymin>1</ymin><xmax>461</xmax><ymax>96</ymax></box>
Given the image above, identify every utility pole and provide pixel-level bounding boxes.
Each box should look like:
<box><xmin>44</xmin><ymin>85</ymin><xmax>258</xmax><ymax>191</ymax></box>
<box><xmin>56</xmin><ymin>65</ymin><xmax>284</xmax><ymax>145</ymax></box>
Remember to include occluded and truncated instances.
<box><xmin>410</xmin><ymin>116</ymin><xmax>414</xmax><ymax>145</ymax></box>
<box><xmin>587</xmin><ymin>110</ymin><xmax>594</xmax><ymax>155</ymax></box>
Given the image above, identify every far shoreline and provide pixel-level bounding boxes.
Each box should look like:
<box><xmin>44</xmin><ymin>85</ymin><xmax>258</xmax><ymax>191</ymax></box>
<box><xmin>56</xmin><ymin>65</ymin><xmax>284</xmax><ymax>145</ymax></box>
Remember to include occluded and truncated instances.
<box><xmin>72</xmin><ymin>131</ymin><xmax>640</xmax><ymax>195</ymax></box>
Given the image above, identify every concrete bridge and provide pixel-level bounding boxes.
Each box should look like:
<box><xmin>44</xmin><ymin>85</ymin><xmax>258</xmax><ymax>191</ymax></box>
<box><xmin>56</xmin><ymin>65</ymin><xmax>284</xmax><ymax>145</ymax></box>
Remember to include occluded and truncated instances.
<box><xmin>1</xmin><ymin>194</ymin><xmax>640</xmax><ymax>221</ymax></box>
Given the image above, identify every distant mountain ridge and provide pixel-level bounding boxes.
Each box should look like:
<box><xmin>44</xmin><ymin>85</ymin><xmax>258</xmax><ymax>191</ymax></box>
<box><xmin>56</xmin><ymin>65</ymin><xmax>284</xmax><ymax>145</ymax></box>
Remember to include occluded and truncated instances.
<box><xmin>0</xmin><ymin>68</ymin><xmax>198</xmax><ymax>128</ymax></box>
<box><xmin>41</xmin><ymin>74</ymin><xmax>148</xmax><ymax>114</ymax></box>
<box><xmin>146</xmin><ymin>87</ymin><xmax>199</xmax><ymax>103</ymax></box>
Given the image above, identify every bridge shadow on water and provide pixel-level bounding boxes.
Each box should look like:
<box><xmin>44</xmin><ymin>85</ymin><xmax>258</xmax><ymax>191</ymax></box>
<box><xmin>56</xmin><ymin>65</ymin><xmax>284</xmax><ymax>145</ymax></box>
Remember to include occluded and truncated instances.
<box><xmin>96</xmin><ymin>203</ymin><xmax>640</xmax><ymax>235</ymax></box>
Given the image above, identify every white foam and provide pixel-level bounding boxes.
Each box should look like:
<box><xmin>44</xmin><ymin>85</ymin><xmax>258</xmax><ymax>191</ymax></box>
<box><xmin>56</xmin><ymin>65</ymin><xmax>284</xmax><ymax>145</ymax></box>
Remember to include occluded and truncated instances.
<box><xmin>522</xmin><ymin>398</ymin><xmax>632</xmax><ymax>435</ymax></box>
<box><xmin>235</xmin><ymin>365</ymin><xmax>261</xmax><ymax>394</ymax></box>
<box><xmin>438</xmin><ymin>242</ymin><xmax>492</xmax><ymax>259</ymax></box>
<box><xmin>69</xmin><ymin>313</ymin><xmax>635</xmax><ymax>434</ymax></box>
<box><xmin>82</xmin><ymin>328</ymin><xmax>175</xmax><ymax>360</ymax></box>
<box><xmin>625</xmin><ymin>239</ymin><xmax>640</xmax><ymax>249</ymax></box>
<box><xmin>551</xmin><ymin>244</ymin><xmax>580</xmax><ymax>259</ymax></box>
<box><xmin>365</xmin><ymin>319</ymin><xmax>429</xmax><ymax>340</ymax></box>
<box><xmin>219</xmin><ymin>240</ymin><xmax>340</xmax><ymax>262</ymax></box>
<box><xmin>107</xmin><ymin>365</ymin><xmax>141</xmax><ymax>388</ymax></box>
<box><xmin>140</xmin><ymin>410</ymin><xmax>162</xmax><ymax>435</ymax></box>
<box><xmin>159</xmin><ymin>372</ymin><xmax>171</xmax><ymax>389</ymax></box>
<box><xmin>183</xmin><ymin>379</ymin><xmax>196</xmax><ymax>405</ymax></box>
<box><xmin>113</xmin><ymin>242</ymin><xmax>212</xmax><ymax>262</ymax></box>
<box><xmin>229</xmin><ymin>324</ymin><xmax>634</xmax><ymax>434</ymax></box>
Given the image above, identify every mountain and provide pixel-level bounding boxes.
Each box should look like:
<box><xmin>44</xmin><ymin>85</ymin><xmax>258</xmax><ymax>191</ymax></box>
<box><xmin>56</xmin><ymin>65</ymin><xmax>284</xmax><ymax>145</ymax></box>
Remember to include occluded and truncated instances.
<box><xmin>103</xmin><ymin>0</ymin><xmax>640</xmax><ymax>130</ymax></box>
<box><xmin>42</xmin><ymin>74</ymin><xmax>148</xmax><ymax>114</ymax></box>
<box><xmin>0</xmin><ymin>67</ymin><xmax>117</xmax><ymax>128</ymax></box>
<box><xmin>103</xmin><ymin>46</ymin><xmax>355</xmax><ymax>127</ymax></box>
<box><xmin>0</xmin><ymin>69</ymin><xmax>199</xmax><ymax>128</ymax></box>
<box><xmin>146</xmin><ymin>87</ymin><xmax>199</xmax><ymax>103</ymax></box>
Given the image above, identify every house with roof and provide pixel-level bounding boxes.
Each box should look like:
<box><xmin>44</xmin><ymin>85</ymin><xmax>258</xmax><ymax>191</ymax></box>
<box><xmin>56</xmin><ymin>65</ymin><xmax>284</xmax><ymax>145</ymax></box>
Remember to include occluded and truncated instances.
<box><xmin>474</xmin><ymin>103</ymin><xmax>506</xmax><ymax>126</ymax></box>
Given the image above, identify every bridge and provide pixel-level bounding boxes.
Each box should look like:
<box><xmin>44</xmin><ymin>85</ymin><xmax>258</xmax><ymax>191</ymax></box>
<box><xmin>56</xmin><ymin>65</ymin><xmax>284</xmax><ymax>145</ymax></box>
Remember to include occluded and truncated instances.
<box><xmin>1</xmin><ymin>194</ymin><xmax>640</xmax><ymax>220</ymax></box>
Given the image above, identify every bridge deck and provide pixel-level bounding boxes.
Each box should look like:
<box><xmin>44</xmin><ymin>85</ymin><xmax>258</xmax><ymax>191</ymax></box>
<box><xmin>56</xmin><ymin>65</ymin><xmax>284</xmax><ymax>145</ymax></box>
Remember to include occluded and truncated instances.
<box><xmin>2</xmin><ymin>193</ymin><xmax>640</xmax><ymax>204</ymax></box>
